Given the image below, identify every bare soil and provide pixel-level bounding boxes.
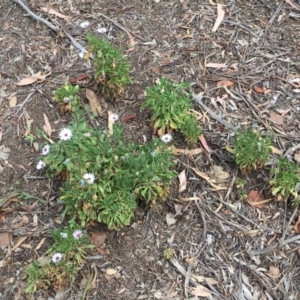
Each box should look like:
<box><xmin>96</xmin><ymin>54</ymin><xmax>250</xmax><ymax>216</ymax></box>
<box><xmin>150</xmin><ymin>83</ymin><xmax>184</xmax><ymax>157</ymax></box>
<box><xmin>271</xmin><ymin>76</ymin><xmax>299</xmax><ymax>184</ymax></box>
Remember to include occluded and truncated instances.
<box><xmin>1</xmin><ymin>0</ymin><xmax>300</xmax><ymax>299</ymax></box>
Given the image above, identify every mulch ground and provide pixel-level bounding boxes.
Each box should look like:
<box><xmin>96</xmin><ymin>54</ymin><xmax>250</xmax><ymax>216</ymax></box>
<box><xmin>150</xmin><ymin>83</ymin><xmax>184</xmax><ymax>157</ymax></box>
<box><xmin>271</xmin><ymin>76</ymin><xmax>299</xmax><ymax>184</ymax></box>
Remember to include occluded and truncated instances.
<box><xmin>1</xmin><ymin>0</ymin><xmax>300</xmax><ymax>299</ymax></box>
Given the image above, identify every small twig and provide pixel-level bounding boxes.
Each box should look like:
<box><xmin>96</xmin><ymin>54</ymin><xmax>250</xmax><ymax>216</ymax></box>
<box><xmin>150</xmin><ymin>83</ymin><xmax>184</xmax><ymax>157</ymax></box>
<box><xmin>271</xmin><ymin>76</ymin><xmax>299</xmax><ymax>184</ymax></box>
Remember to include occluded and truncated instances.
<box><xmin>212</xmin><ymin>195</ymin><xmax>282</xmax><ymax>233</ymax></box>
<box><xmin>194</xmin><ymin>199</ymin><xmax>207</xmax><ymax>241</ymax></box>
<box><xmin>248</xmin><ymin>234</ymin><xmax>300</xmax><ymax>256</ymax></box>
<box><xmin>192</xmin><ymin>93</ymin><xmax>236</xmax><ymax>131</ymax></box>
<box><xmin>184</xmin><ymin>264</ymin><xmax>192</xmax><ymax>298</ymax></box>
<box><xmin>281</xmin><ymin>204</ymin><xmax>298</xmax><ymax>243</ymax></box>
<box><xmin>11</xmin><ymin>0</ymin><xmax>88</xmax><ymax>54</ymax></box>
<box><xmin>15</xmin><ymin>89</ymin><xmax>35</xmax><ymax>115</ymax></box>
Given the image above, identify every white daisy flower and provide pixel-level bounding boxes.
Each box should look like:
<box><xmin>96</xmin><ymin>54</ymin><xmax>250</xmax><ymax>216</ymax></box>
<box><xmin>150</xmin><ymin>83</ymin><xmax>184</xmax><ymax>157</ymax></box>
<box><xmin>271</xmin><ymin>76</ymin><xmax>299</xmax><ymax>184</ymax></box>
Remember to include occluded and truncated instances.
<box><xmin>79</xmin><ymin>20</ymin><xmax>90</xmax><ymax>28</ymax></box>
<box><xmin>59</xmin><ymin>128</ymin><xmax>72</xmax><ymax>141</ymax></box>
<box><xmin>63</xmin><ymin>158</ymin><xmax>70</xmax><ymax>165</ymax></box>
<box><xmin>51</xmin><ymin>253</ymin><xmax>63</xmax><ymax>264</ymax></box>
<box><xmin>161</xmin><ymin>134</ymin><xmax>172</xmax><ymax>143</ymax></box>
<box><xmin>60</xmin><ymin>232</ymin><xmax>68</xmax><ymax>239</ymax></box>
<box><xmin>41</xmin><ymin>145</ymin><xmax>50</xmax><ymax>156</ymax></box>
<box><xmin>96</xmin><ymin>27</ymin><xmax>107</xmax><ymax>33</ymax></box>
<box><xmin>83</xmin><ymin>173</ymin><xmax>95</xmax><ymax>184</ymax></box>
<box><xmin>63</xmin><ymin>97</ymin><xmax>70</xmax><ymax>103</ymax></box>
<box><xmin>36</xmin><ymin>160</ymin><xmax>46</xmax><ymax>170</ymax></box>
<box><xmin>73</xmin><ymin>230</ymin><xmax>83</xmax><ymax>240</ymax></box>
<box><xmin>109</xmin><ymin>113</ymin><xmax>119</xmax><ymax>122</ymax></box>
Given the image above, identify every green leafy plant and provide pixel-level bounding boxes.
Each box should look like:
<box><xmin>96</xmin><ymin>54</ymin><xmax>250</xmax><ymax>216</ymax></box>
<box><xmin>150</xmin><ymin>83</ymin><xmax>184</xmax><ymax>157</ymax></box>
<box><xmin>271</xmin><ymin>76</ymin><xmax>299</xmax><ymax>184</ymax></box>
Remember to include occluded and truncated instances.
<box><xmin>25</xmin><ymin>225</ymin><xmax>93</xmax><ymax>293</ymax></box>
<box><xmin>234</xmin><ymin>128</ymin><xmax>272</xmax><ymax>173</ymax></box>
<box><xmin>53</xmin><ymin>83</ymin><xmax>80</xmax><ymax>113</ymax></box>
<box><xmin>270</xmin><ymin>157</ymin><xmax>300</xmax><ymax>203</ymax></box>
<box><xmin>142</xmin><ymin>77</ymin><xmax>202</xmax><ymax>143</ymax></box>
<box><xmin>87</xmin><ymin>34</ymin><xmax>132</xmax><ymax>99</ymax></box>
<box><xmin>38</xmin><ymin>110</ymin><xmax>176</xmax><ymax>229</ymax></box>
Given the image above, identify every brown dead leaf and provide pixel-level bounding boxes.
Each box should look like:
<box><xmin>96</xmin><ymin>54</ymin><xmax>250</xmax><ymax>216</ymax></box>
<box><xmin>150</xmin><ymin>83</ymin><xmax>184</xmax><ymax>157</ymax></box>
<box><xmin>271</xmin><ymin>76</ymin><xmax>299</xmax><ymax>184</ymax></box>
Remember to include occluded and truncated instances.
<box><xmin>270</xmin><ymin>146</ymin><xmax>283</xmax><ymax>156</ymax></box>
<box><xmin>253</xmin><ymin>86</ymin><xmax>265</xmax><ymax>94</ymax></box>
<box><xmin>191</xmin><ymin>285</ymin><xmax>212</xmax><ymax>297</ymax></box>
<box><xmin>199</xmin><ymin>135</ymin><xmax>210</xmax><ymax>152</ymax></box>
<box><xmin>293</xmin><ymin>216</ymin><xmax>300</xmax><ymax>233</ymax></box>
<box><xmin>0</xmin><ymin>146</ymin><xmax>11</xmax><ymax>160</ymax></box>
<box><xmin>40</xmin><ymin>7</ymin><xmax>72</xmax><ymax>24</ymax></box>
<box><xmin>294</xmin><ymin>153</ymin><xmax>300</xmax><ymax>163</ymax></box>
<box><xmin>105</xmin><ymin>268</ymin><xmax>117</xmax><ymax>275</ymax></box>
<box><xmin>123</xmin><ymin>114</ymin><xmax>139</xmax><ymax>123</ymax></box>
<box><xmin>125</xmin><ymin>29</ymin><xmax>137</xmax><ymax>52</ymax></box>
<box><xmin>178</xmin><ymin>169</ymin><xmax>187</xmax><ymax>193</ymax></box>
<box><xmin>90</xmin><ymin>231</ymin><xmax>107</xmax><ymax>248</ymax></box>
<box><xmin>9</xmin><ymin>96</ymin><xmax>17</xmax><ymax>107</ymax></box>
<box><xmin>172</xmin><ymin>147</ymin><xmax>203</xmax><ymax>156</ymax></box>
<box><xmin>267</xmin><ymin>265</ymin><xmax>280</xmax><ymax>282</ymax></box>
<box><xmin>210</xmin><ymin>165</ymin><xmax>230</xmax><ymax>181</ymax></box>
<box><xmin>16</xmin><ymin>71</ymin><xmax>52</xmax><ymax>86</ymax></box>
<box><xmin>0</xmin><ymin>232</ymin><xmax>12</xmax><ymax>249</ymax></box>
<box><xmin>205</xmin><ymin>62</ymin><xmax>227</xmax><ymax>69</ymax></box>
<box><xmin>43</xmin><ymin>114</ymin><xmax>52</xmax><ymax>137</ymax></box>
<box><xmin>217</xmin><ymin>79</ymin><xmax>234</xmax><ymax>87</ymax></box>
<box><xmin>212</xmin><ymin>3</ymin><xmax>225</xmax><ymax>32</ymax></box>
<box><xmin>247</xmin><ymin>190</ymin><xmax>265</xmax><ymax>208</ymax></box>
<box><xmin>270</xmin><ymin>111</ymin><xmax>283</xmax><ymax>125</ymax></box>
<box><xmin>11</xmin><ymin>236</ymin><xmax>27</xmax><ymax>251</ymax></box>
<box><xmin>86</xmin><ymin>88</ymin><xmax>102</xmax><ymax>115</ymax></box>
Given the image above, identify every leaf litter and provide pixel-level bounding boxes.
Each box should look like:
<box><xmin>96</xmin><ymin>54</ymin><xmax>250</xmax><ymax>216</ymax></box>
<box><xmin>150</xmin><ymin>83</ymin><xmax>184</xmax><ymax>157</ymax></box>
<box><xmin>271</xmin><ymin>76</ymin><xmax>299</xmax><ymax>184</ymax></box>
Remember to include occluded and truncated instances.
<box><xmin>1</xmin><ymin>0</ymin><xmax>300</xmax><ymax>299</ymax></box>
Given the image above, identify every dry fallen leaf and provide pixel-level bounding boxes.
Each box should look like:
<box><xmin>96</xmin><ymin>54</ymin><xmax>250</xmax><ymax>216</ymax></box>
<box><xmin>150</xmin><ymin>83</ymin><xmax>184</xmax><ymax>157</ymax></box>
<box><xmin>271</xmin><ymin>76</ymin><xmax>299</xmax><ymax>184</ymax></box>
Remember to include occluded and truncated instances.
<box><xmin>178</xmin><ymin>169</ymin><xmax>187</xmax><ymax>192</ymax></box>
<box><xmin>90</xmin><ymin>231</ymin><xmax>107</xmax><ymax>248</ymax></box>
<box><xmin>270</xmin><ymin>146</ymin><xmax>283</xmax><ymax>155</ymax></box>
<box><xmin>9</xmin><ymin>96</ymin><xmax>17</xmax><ymax>107</ymax></box>
<box><xmin>0</xmin><ymin>232</ymin><xmax>12</xmax><ymax>249</ymax></box>
<box><xmin>293</xmin><ymin>216</ymin><xmax>300</xmax><ymax>233</ymax></box>
<box><xmin>192</xmin><ymin>275</ymin><xmax>218</xmax><ymax>285</ymax></box>
<box><xmin>253</xmin><ymin>86</ymin><xmax>265</xmax><ymax>94</ymax></box>
<box><xmin>294</xmin><ymin>153</ymin><xmax>300</xmax><ymax>163</ymax></box>
<box><xmin>191</xmin><ymin>284</ymin><xmax>212</xmax><ymax>297</ymax></box>
<box><xmin>125</xmin><ymin>29</ymin><xmax>137</xmax><ymax>52</ymax></box>
<box><xmin>43</xmin><ymin>114</ymin><xmax>52</xmax><ymax>137</ymax></box>
<box><xmin>212</xmin><ymin>3</ymin><xmax>225</xmax><ymax>32</ymax></box>
<box><xmin>247</xmin><ymin>190</ymin><xmax>265</xmax><ymax>208</ymax></box>
<box><xmin>105</xmin><ymin>268</ymin><xmax>117</xmax><ymax>275</ymax></box>
<box><xmin>16</xmin><ymin>71</ymin><xmax>52</xmax><ymax>86</ymax></box>
<box><xmin>40</xmin><ymin>7</ymin><xmax>72</xmax><ymax>24</ymax></box>
<box><xmin>0</xmin><ymin>146</ymin><xmax>11</xmax><ymax>160</ymax></box>
<box><xmin>270</xmin><ymin>111</ymin><xmax>283</xmax><ymax>125</ymax></box>
<box><xmin>266</xmin><ymin>265</ymin><xmax>280</xmax><ymax>282</ymax></box>
<box><xmin>172</xmin><ymin>147</ymin><xmax>203</xmax><ymax>156</ymax></box>
<box><xmin>210</xmin><ymin>165</ymin><xmax>230</xmax><ymax>181</ymax></box>
<box><xmin>205</xmin><ymin>62</ymin><xmax>227</xmax><ymax>69</ymax></box>
<box><xmin>217</xmin><ymin>79</ymin><xmax>234</xmax><ymax>87</ymax></box>
<box><xmin>86</xmin><ymin>88</ymin><xmax>102</xmax><ymax>115</ymax></box>
<box><xmin>166</xmin><ymin>213</ymin><xmax>176</xmax><ymax>226</ymax></box>
<box><xmin>199</xmin><ymin>135</ymin><xmax>210</xmax><ymax>152</ymax></box>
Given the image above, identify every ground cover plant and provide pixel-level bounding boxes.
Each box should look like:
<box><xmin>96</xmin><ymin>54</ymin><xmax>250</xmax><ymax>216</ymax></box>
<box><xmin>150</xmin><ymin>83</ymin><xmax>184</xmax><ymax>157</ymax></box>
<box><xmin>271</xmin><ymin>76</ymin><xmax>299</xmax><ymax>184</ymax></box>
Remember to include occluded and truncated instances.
<box><xmin>26</xmin><ymin>225</ymin><xmax>93</xmax><ymax>292</ymax></box>
<box><xmin>233</xmin><ymin>128</ymin><xmax>272</xmax><ymax>173</ymax></box>
<box><xmin>142</xmin><ymin>77</ymin><xmax>202</xmax><ymax>143</ymax></box>
<box><xmin>2</xmin><ymin>1</ymin><xmax>300</xmax><ymax>299</ymax></box>
<box><xmin>87</xmin><ymin>34</ymin><xmax>132</xmax><ymax>99</ymax></box>
<box><xmin>270</xmin><ymin>157</ymin><xmax>300</xmax><ymax>204</ymax></box>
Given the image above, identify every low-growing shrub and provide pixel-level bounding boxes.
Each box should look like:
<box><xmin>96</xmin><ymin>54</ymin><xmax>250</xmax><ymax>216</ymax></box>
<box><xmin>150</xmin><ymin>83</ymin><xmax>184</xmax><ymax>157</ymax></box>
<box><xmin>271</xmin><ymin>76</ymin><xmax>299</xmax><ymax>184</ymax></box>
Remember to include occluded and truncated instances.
<box><xmin>142</xmin><ymin>77</ymin><xmax>202</xmax><ymax>143</ymax></box>
<box><xmin>38</xmin><ymin>111</ymin><xmax>176</xmax><ymax>229</ymax></box>
<box><xmin>87</xmin><ymin>34</ymin><xmax>132</xmax><ymax>99</ymax></box>
<box><xmin>234</xmin><ymin>128</ymin><xmax>272</xmax><ymax>173</ymax></box>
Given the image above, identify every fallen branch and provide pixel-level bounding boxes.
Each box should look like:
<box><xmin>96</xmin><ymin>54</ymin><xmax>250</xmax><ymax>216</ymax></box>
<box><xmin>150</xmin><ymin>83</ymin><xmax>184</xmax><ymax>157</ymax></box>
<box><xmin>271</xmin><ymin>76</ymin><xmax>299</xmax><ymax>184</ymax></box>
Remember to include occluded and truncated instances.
<box><xmin>10</xmin><ymin>0</ymin><xmax>88</xmax><ymax>55</ymax></box>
